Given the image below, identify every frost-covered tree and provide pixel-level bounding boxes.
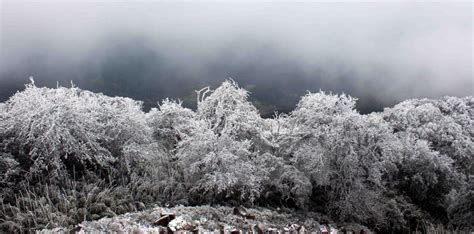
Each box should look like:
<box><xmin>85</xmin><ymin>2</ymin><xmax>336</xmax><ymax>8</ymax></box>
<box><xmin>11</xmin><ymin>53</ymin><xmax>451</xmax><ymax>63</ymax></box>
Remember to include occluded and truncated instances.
<box><xmin>255</xmin><ymin>152</ymin><xmax>312</xmax><ymax>208</ymax></box>
<box><xmin>142</xmin><ymin>99</ymin><xmax>201</xmax><ymax>202</ymax></box>
<box><xmin>382</xmin><ymin>97</ymin><xmax>472</xmax><ymax>227</ymax></box>
<box><xmin>147</xmin><ymin>98</ymin><xmax>198</xmax><ymax>151</ymax></box>
<box><xmin>283</xmin><ymin>92</ymin><xmax>396</xmax><ymax>225</ymax></box>
<box><xmin>1</xmin><ymin>78</ymin><xmax>471</xmax><ymax>231</ymax></box>
<box><xmin>386</xmin><ymin>136</ymin><xmax>461</xmax><ymax>222</ymax></box>
<box><xmin>146</xmin><ymin>85</ymin><xmax>268</xmax><ymax>205</ymax></box>
<box><xmin>184</xmin><ymin>81</ymin><xmax>268</xmax><ymax>204</ymax></box>
<box><xmin>448</xmin><ymin>175</ymin><xmax>474</xmax><ymax>229</ymax></box>
<box><xmin>383</xmin><ymin>97</ymin><xmax>474</xmax><ymax>175</ymax></box>
<box><xmin>182</xmin><ymin>80</ymin><xmax>318</xmax><ymax>207</ymax></box>
<box><xmin>0</xmin><ymin>82</ymin><xmax>149</xmax><ymax>183</ymax></box>
<box><xmin>284</xmin><ymin>91</ymin><xmax>359</xmax><ymax>177</ymax></box>
<box><xmin>195</xmin><ymin>80</ymin><xmax>268</xmax><ymax>145</ymax></box>
<box><xmin>177</xmin><ymin>132</ymin><xmax>266</xmax><ymax>204</ymax></box>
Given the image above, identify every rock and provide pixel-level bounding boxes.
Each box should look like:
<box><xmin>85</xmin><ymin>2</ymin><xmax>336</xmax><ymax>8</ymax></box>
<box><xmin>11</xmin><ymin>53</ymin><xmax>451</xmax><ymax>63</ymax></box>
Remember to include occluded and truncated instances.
<box><xmin>168</xmin><ymin>216</ymin><xmax>195</xmax><ymax>232</ymax></box>
<box><xmin>303</xmin><ymin>218</ymin><xmax>319</xmax><ymax>229</ymax></box>
<box><xmin>268</xmin><ymin>228</ymin><xmax>279</xmax><ymax>234</ymax></box>
<box><xmin>298</xmin><ymin>225</ymin><xmax>306</xmax><ymax>234</ymax></box>
<box><xmin>233</xmin><ymin>206</ymin><xmax>256</xmax><ymax>220</ymax></box>
<box><xmin>68</xmin><ymin>226</ymin><xmax>81</xmax><ymax>234</ymax></box>
<box><xmin>108</xmin><ymin>221</ymin><xmax>123</xmax><ymax>232</ymax></box>
<box><xmin>359</xmin><ymin>227</ymin><xmax>371</xmax><ymax>234</ymax></box>
<box><xmin>233</xmin><ymin>206</ymin><xmax>248</xmax><ymax>217</ymax></box>
<box><xmin>218</xmin><ymin>223</ymin><xmax>225</xmax><ymax>234</ymax></box>
<box><xmin>287</xmin><ymin>224</ymin><xmax>300</xmax><ymax>231</ymax></box>
<box><xmin>254</xmin><ymin>223</ymin><xmax>265</xmax><ymax>234</ymax></box>
<box><xmin>157</xmin><ymin>226</ymin><xmax>169</xmax><ymax>234</ymax></box>
<box><xmin>192</xmin><ymin>225</ymin><xmax>205</xmax><ymax>234</ymax></box>
<box><xmin>320</xmin><ymin>225</ymin><xmax>329</xmax><ymax>234</ymax></box>
<box><xmin>154</xmin><ymin>213</ymin><xmax>176</xmax><ymax>226</ymax></box>
<box><xmin>341</xmin><ymin>228</ymin><xmax>354</xmax><ymax>234</ymax></box>
<box><xmin>329</xmin><ymin>225</ymin><xmax>338</xmax><ymax>234</ymax></box>
<box><xmin>319</xmin><ymin>217</ymin><xmax>330</xmax><ymax>225</ymax></box>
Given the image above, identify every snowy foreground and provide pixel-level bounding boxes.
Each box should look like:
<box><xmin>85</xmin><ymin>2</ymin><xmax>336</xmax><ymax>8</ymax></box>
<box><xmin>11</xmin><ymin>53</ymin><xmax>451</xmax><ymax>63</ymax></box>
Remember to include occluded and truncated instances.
<box><xmin>39</xmin><ymin>205</ymin><xmax>371</xmax><ymax>233</ymax></box>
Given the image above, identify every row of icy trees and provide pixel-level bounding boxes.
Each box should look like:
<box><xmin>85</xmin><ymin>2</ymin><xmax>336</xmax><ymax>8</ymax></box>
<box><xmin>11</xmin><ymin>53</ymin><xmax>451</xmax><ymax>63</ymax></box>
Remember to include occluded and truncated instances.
<box><xmin>0</xmin><ymin>80</ymin><xmax>472</xmax><ymax>231</ymax></box>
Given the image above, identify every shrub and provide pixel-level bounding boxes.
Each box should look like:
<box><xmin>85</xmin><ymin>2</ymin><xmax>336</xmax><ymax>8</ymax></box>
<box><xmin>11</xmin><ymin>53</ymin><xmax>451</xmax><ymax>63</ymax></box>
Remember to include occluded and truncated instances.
<box><xmin>0</xmin><ymin>83</ymin><xmax>149</xmax><ymax>183</ymax></box>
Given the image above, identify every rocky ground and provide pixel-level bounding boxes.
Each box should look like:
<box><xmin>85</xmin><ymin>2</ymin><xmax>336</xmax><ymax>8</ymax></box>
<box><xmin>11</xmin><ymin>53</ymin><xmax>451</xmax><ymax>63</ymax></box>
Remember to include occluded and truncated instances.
<box><xmin>39</xmin><ymin>205</ymin><xmax>372</xmax><ymax>233</ymax></box>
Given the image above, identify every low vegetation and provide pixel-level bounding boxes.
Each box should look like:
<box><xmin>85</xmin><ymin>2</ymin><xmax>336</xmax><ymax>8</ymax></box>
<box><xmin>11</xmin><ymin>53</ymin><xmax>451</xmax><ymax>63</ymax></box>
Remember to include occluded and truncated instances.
<box><xmin>0</xmin><ymin>80</ymin><xmax>472</xmax><ymax>232</ymax></box>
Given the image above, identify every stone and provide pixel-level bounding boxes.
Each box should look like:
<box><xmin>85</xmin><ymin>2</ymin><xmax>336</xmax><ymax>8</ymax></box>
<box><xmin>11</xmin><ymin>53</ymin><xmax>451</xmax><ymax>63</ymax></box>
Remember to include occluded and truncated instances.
<box><xmin>268</xmin><ymin>228</ymin><xmax>279</xmax><ymax>234</ymax></box>
<box><xmin>319</xmin><ymin>225</ymin><xmax>328</xmax><ymax>234</ymax></box>
<box><xmin>255</xmin><ymin>223</ymin><xmax>265</xmax><ymax>234</ymax></box>
<box><xmin>68</xmin><ymin>225</ymin><xmax>81</xmax><ymax>234</ymax></box>
<box><xmin>108</xmin><ymin>221</ymin><xmax>123</xmax><ymax>232</ymax></box>
<box><xmin>234</xmin><ymin>206</ymin><xmax>256</xmax><ymax>220</ymax></box>
<box><xmin>154</xmin><ymin>213</ymin><xmax>176</xmax><ymax>226</ymax></box>
<box><xmin>298</xmin><ymin>225</ymin><xmax>306</xmax><ymax>234</ymax></box>
<box><xmin>168</xmin><ymin>216</ymin><xmax>195</xmax><ymax>232</ymax></box>
<box><xmin>233</xmin><ymin>206</ymin><xmax>248</xmax><ymax>217</ymax></box>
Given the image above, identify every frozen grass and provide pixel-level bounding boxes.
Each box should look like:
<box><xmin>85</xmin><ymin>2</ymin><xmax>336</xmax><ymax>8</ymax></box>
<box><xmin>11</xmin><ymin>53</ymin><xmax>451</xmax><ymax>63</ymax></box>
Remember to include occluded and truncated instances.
<box><xmin>0</xmin><ymin>175</ymin><xmax>162</xmax><ymax>232</ymax></box>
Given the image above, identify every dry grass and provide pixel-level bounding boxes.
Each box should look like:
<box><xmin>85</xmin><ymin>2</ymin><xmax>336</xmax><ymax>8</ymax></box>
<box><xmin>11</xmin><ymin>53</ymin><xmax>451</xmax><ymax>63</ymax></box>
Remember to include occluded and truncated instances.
<box><xmin>0</xmin><ymin>174</ymin><xmax>162</xmax><ymax>232</ymax></box>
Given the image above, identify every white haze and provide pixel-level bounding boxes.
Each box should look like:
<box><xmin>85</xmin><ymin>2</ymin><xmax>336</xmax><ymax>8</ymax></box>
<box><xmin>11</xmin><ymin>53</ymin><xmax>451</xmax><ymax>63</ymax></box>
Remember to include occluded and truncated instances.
<box><xmin>0</xmin><ymin>1</ymin><xmax>472</xmax><ymax>106</ymax></box>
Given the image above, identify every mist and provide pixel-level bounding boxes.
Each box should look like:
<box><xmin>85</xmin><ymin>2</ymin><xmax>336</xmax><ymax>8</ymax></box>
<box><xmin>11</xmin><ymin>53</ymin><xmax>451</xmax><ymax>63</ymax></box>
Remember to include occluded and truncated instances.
<box><xmin>1</xmin><ymin>1</ymin><xmax>472</xmax><ymax>115</ymax></box>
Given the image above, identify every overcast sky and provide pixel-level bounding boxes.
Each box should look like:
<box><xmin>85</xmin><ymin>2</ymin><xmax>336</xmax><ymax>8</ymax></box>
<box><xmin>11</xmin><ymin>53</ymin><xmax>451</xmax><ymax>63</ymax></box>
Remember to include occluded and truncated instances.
<box><xmin>0</xmin><ymin>1</ymin><xmax>472</xmax><ymax>113</ymax></box>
